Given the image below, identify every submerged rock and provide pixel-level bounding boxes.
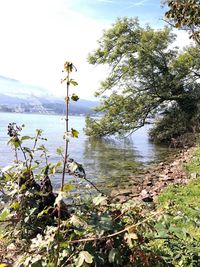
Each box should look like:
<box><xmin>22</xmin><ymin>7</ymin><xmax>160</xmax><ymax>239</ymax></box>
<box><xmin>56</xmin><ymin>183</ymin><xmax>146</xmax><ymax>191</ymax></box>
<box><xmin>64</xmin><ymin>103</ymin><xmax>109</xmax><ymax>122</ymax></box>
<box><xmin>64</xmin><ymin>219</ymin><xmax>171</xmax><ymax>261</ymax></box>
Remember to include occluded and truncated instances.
<box><xmin>110</xmin><ymin>146</ymin><xmax>196</xmax><ymax>203</ymax></box>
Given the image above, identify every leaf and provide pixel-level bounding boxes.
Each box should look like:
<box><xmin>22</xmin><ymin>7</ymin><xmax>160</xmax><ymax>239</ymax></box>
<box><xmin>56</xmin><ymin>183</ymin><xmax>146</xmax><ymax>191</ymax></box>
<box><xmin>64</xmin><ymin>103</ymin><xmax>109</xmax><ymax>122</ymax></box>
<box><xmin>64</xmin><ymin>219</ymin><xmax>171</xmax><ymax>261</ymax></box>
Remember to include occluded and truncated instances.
<box><xmin>37</xmin><ymin>145</ymin><xmax>47</xmax><ymax>151</ymax></box>
<box><xmin>56</xmin><ymin>147</ymin><xmax>63</xmax><ymax>155</ymax></box>
<box><xmin>70</xmin><ymin>215</ymin><xmax>86</xmax><ymax>227</ymax></box>
<box><xmin>77</xmin><ymin>251</ymin><xmax>93</xmax><ymax>267</ymax></box>
<box><xmin>93</xmin><ymin>194</ymin><xmax>107</xmax><ymax>206</ymax></box>
<box><xmin>68</xmin><ymin>161</ymin><xmax>78</xmax><ymax>173</ymax></box>
<box><xmin>37</xmin><ymin>207</ymin><xmax>52</xmax><ymax>218</ymax></box>
<box><xmin>71</xmin><ymin>128</ymin><xmax>79</xmax><ymax>138</ymax></box>
<box><xmin>0</xmin><ymin>264</ymin><xmax>7</xmax><ymax>267</ymax></box>
<box><xmin>10</xmin><ymin>201</ymin><xmax>20</xmax><ymax>210</ymax></box>
<box><xmin>71</xmin><ymin>94</ymin><xmax>79</xmax><ymax>101</ymax></box>
<box><xmin>99</xmin><ymin>214</ymin><xmax>113</xmax><ymax>231</ymax></box>
<box><xmin>124</xmin><ymin>232</ymin><xmax>138</xmax><ymax>247</ymax></box>
<box><xmin>69</xmin><ymin>79</ymin><xmax>78</xmax><ymax>86</ymax></box>
<box><xmin>1</xmin><ymin>165</ymin><xmax>14</xmax><ymax>173</ymax></box>
<box><xmin>61</xmin><ymin>77</ymin><xmax>67</xmax><ymax>84</ymax></box>
<box><xmin>108</xmin><ymin>248</ymin><xmax>117</xmax><ymax>263</ymax></box>
<box><xmin>0</xmin><ymin>208</ymin><xmax>10</xmax><ymax>221</ymax></box>
<box><xmin>21</xmin><ymin>136</ymin><xmax>33</xmax><ymax>141</ymax></box>
<box><xmin>36</xmin><ymin>129</ymin><xmax>43</xmax><ymax>136</ymax></box>
<box><xmin>63</xmin><ymin>184</ymin><xmax>73</xmax><ymax>192</ymax></box>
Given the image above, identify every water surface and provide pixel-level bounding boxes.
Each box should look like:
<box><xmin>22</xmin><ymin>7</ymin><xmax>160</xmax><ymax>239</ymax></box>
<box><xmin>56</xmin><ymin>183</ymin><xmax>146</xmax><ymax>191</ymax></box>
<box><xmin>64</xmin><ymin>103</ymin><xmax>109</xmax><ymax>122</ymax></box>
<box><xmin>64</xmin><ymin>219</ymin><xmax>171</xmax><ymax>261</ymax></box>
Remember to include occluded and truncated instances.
<box><xmin>0</xmin><ymin>112</ymin><xmax>171</xmax><ymax>190</ymax></box>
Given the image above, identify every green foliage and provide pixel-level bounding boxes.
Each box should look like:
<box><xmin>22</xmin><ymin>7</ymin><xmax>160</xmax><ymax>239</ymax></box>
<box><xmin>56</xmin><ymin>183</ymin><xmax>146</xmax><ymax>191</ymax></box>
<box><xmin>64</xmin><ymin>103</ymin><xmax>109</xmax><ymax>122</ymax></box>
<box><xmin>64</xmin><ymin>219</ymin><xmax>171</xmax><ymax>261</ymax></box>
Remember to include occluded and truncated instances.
<box><xmin>71</xmin><ymin>93</ymin><xmax>79</xmax><ymax>101</ymax></box>
<box><xmin>154</xmin><ymin>148</ymin><xmax>200</xmax><ymax>266</ymax></box>
<box><xmin>149</xmin><ymin>106</ymin><xmax>189</xmax><ymax>143</ymax></box>
<box><xmin>0</xmin><ymin>136</ymin><xmax>168</xmax><ymax>267</ymax></box>
<box><xmin>153</xmin><ymin>211</ymin><xmax>200</xmax><ymax>266</ymax></box>
<box><xmin>163</xmin><ymin>0</ymin><xmax>200</xmax><ymax>45</ymax></box>
<box><xmin>71</xmin><ymin>128</ymin><xmax>79</xmax><ymax>138</ymax></box>
<box><xmin>155</xmin><ymin>186</ymin><xmax>200</xmax><ymax>266</ymax></box>
<box><xmin>158</xmin><ymin>179</ymin><xmax>200</xmax><ymax>219</ymax></box>
<box><xmin>184</xmin><ymin>146</ymin><xmax>200</xmax><ymax>173</ymax></box>
<box><xmin>85</xmin><ymin>17</ymin><xmax>200</xmax><ymax>142</ymax></box>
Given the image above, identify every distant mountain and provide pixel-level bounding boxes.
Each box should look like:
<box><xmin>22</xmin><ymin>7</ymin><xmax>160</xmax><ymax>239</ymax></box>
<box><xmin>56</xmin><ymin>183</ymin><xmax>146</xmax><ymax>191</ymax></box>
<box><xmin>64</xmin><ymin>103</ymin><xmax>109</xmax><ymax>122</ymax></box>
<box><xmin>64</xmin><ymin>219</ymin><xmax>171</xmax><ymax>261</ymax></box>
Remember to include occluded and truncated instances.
<box><xmin>0</xmin><ymin>75</ymin><xmax>98</xmax><ymax>115</ymax></box>
<box><xmin>0</xmin><ymin>75</ymin><xmax>48</xmax><ymax>98</ymax></box>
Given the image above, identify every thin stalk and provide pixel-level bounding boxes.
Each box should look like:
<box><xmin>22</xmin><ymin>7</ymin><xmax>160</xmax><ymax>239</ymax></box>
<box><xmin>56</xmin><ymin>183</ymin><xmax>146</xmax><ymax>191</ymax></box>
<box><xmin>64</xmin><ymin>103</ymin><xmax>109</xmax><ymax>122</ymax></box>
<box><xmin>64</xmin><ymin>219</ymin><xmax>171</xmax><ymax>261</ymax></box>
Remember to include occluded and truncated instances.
<box><xmin>61</xmin><ymin>73</ymin><xmax>70</xmax><ymax>191</ymax></box>
<box><xmin>68</xmin><ymin>210</ymin><xmax>164</xmax><ymax>244</ymax></box>
<box><xmin>84</xmin><ymin>175</ymin><xmax>104</xmax><ymax>195</ymax></box>
<box><xmin>28</xmin><ymin>132</ymin><xmax>39</xmax><ymax>171</ymax></box>
<box><xmin>55</xmin><ymin>65</ymin><xmax>70</xmax><ymax>267</ymax></box>
<box><xmin>18</xmin><ymin>142</ymin><xmax>29</xmax><ymax>170</ymax></box>
<box><xmin>14</xmin><ymin>147</ymin><xmax>19</xmax><ymax>164</ymax></box>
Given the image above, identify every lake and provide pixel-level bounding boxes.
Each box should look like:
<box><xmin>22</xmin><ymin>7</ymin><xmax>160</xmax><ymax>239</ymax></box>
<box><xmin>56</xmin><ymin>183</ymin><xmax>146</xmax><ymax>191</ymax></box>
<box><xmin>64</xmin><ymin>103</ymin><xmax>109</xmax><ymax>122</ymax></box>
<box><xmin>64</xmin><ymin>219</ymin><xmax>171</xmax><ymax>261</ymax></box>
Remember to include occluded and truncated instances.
<box><xmin>0</xmin><ymin>112</ymin><xmax>170</xmax><ymax>191</ymax></box>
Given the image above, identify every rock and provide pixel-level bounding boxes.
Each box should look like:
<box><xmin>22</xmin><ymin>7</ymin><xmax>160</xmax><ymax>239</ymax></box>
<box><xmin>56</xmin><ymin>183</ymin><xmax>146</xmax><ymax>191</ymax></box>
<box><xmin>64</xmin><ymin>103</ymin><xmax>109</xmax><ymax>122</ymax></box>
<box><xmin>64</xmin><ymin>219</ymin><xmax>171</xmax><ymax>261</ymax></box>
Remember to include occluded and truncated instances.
<box><xmin>160</xmin><ymin>174</ymin><xmax>174</xmax><ymax>181</ymax></box>
<box><xmin>139</xmin><ymin>189</ymin><xmax>153</xmax><ymax>202</ymax></box>
<box><xmin>114</xmin><ymin>195</ymin><xmax>127</xmax><ymax>203</ymax></box>
<box><xmin>117</xmin><ymin>188</ymin><xmax>132</xmax><ymax>196</ymax></box>
<box><xmin>146</xmin><ymin>181</ymin><xmax>153</xmax><ymax>186</ymax></box>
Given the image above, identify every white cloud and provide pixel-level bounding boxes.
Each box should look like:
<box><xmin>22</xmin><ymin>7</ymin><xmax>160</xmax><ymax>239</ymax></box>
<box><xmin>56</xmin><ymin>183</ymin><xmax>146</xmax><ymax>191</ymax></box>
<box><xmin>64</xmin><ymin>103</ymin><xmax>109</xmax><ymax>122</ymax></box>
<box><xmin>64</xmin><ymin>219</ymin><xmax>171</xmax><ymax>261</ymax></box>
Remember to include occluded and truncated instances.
<box><xmin>96</xmin><ymin>0</ymin><xmax>116</xmax><ymax>3</ymax></box>
<box><xmin>132</xmin><ymin>0</ymin><xmax>149</xmax><ymax>6</ymax></box>
<box><xmin>125</xmin><ymin>0</ymin><xmax>149</xmax><ymax>8</ymax></box>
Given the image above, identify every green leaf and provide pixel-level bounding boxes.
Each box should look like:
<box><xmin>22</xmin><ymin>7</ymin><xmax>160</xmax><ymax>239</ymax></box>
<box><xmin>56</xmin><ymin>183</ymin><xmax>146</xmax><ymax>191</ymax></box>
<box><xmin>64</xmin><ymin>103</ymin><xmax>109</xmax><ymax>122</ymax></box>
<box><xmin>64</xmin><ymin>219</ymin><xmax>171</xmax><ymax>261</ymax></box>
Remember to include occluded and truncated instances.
<box><xmin>56</xmin><ymin>147</ymin><xmax>63</xmax><ymax>155</ymax></box>
<box><xmin>37</xmin><ymin>207</ymin><xmax>52</xmax><ymax>218</ymax></box>
<box><xmin>108</xmin><ymin>248</ymin><xmax>117</xmax><ymax>263</ymax></box>
<box><xmin>0</xmin><ymin>208</ymin><xmax>10</xmax><ymax>221</ymax></box>
<box><xmin>63</xmin><ymin>184</ymin><xmax>73</xmax><ymax>192</ymax></box>
<box><xmin>70</xmin><ymin>215</ymin><xmax>86</xmax><ymax>227</ymax></box>
<box><xmin>71</xmin><ymin>94</ymin><xmax>79</xmax><ymax>101</ymax></box>
<box><xmin>37</xmin><ymin>145</ymin><xmax>48</xmax><ymax>154</ymax></box>
<box><xmin>21</xmin><ymin>136</ymin><xmax>33</xmax><ymax>141</ymax></box>
<box><xmin>69</xmin><ymin>79</ymin><xmax>78</xmax><ymax>86</ymax></box>
<box><xmin>36</xmin><ymin>129</ymin><xmax>43</xmax><ymax>136</ymax></box>
<box><xmin>10</xmin><ymin>201</ymin><xmax>20</xmax><ymax>210</ymax></box>
<box><xmin>77</xmin><ymin>251</ymin><xmax>93</xmax><ymax>267</ymax></box>
<box><xmin>93</xmin><ymin>194</ymin><xmax>107</xmax><ymax>206</ymax></box>
<box><xmin>71</xmin><ymin>128</ymin><xmax>79</xmax><ymax>138</ymax></box>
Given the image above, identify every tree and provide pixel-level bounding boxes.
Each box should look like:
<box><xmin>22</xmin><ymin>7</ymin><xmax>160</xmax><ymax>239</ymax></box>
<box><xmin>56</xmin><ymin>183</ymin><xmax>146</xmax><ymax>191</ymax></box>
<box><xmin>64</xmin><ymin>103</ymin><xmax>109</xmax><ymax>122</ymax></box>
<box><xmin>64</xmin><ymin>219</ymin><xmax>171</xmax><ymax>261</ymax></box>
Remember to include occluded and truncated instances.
<box><xmin>163</xmin><ymin>0</ymin><xmax>200</xmax><ymax>45</ymax></box>
<box><xmin>85</xmin><ymin>17</ymin><xmax>200</xmax><ymax>142</ymax></box>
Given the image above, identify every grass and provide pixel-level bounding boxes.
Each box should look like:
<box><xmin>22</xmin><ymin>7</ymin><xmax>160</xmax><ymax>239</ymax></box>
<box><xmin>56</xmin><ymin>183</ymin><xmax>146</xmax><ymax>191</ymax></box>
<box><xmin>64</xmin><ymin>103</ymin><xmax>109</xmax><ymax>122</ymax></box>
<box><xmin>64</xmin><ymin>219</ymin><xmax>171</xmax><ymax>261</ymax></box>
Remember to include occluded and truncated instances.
<box><xmin>147</xmin><ymin>147</ymin><xmax>200</xmax><ymax>266</ymax></box>
<box><xmin>156</xmin><ymin>146</ymin><xmax>200</xmax><ymax>238</ymax></box>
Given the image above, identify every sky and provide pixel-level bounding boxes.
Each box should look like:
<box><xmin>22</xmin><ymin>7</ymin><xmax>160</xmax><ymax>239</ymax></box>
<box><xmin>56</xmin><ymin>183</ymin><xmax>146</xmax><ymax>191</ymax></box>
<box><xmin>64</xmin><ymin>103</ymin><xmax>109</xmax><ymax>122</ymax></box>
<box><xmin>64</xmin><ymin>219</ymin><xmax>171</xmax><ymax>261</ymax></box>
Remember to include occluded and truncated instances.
<box><xmin>0</xmin><ymin>0</ymin><xmax>193</xmax><ymax>100</ymax></box>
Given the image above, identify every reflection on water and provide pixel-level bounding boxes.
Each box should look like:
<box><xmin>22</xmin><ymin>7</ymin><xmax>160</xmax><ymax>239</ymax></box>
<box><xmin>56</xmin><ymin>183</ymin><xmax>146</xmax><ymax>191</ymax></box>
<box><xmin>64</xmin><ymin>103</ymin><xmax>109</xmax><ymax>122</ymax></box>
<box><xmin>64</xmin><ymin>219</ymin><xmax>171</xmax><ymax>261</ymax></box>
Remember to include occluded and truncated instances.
<box><xmin>83</xmin><ymin>137</ymin><xmax>143</xmax><ymax>189</ymax></box>
<box><xmin>82</xmin><ymin>132</ymin><xmax>171</xmax><ymax>191</ymax></box>
<box><xmin>0</xmin><ymin>113</ymin><xmax>173</xmax><ymax>191</ymax></box>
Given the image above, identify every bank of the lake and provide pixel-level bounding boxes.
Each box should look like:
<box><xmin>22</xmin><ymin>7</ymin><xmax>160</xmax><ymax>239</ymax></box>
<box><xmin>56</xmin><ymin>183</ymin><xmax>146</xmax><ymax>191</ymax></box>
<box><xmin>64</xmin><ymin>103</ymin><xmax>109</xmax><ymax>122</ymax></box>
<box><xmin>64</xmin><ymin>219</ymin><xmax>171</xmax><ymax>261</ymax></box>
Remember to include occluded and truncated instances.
<box><xmin>111</xmin><ymin>144</ymin><xmax>197</xmax><ymax>203</ymax></box>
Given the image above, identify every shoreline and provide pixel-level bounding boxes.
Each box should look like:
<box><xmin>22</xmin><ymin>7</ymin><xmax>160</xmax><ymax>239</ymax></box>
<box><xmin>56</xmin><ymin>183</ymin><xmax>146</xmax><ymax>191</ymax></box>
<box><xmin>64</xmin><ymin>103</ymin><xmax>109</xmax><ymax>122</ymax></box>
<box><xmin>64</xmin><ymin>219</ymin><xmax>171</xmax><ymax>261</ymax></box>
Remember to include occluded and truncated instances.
<box><xmin>111</xmin><ymin>145</ymin><xmax>196</xmax><ymax>203</ymax></box>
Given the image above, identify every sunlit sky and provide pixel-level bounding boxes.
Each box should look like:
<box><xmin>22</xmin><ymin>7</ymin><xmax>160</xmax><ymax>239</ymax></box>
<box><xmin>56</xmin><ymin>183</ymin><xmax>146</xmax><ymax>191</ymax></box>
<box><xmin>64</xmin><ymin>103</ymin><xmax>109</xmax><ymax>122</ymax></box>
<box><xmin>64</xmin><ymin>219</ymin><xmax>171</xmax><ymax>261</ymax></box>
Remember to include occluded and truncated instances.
<box><xmin>0</xmin><ymin>0</ymin><xmax>193</xmax><ymax>100</ymax></box>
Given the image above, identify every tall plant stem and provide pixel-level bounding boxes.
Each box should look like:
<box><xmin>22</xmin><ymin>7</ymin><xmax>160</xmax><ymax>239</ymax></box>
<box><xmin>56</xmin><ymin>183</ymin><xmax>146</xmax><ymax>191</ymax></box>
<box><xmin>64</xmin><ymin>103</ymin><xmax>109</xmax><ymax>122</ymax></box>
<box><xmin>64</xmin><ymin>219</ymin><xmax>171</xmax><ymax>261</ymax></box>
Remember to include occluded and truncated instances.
<box><xmin>61</xmin><ymin>72</ymin><xmax>70</xmax><ymax>191</ymax></box>
<box><xmin>55</xmin><ymin>65</ymin><xmax>70</xmax><ymax>267</ymax></box>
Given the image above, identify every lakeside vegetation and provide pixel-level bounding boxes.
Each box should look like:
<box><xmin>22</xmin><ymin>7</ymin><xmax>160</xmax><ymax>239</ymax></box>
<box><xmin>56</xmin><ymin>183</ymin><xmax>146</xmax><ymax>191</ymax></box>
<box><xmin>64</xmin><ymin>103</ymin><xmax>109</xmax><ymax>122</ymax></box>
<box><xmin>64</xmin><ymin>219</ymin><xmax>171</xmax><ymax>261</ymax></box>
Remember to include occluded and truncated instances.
<box><xmin>0</xmin><ymin>1</ymin><xmax>200</xmax><ymax>266</ymax></box>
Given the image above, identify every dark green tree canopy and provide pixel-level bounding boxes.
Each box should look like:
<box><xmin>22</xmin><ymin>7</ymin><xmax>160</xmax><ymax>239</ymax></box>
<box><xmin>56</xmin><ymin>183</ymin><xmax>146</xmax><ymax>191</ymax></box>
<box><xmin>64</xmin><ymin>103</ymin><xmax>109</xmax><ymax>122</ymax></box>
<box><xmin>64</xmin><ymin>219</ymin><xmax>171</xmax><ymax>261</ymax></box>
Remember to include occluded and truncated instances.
<box><xmin>163</xmin><ymin>0</ymin><xmax>200</xmax><ymax>45</ymax></box>
<box><xmin>85</xmin><ymin>18</ymin><xmax>200</xmax><ymax>142</ymax></box>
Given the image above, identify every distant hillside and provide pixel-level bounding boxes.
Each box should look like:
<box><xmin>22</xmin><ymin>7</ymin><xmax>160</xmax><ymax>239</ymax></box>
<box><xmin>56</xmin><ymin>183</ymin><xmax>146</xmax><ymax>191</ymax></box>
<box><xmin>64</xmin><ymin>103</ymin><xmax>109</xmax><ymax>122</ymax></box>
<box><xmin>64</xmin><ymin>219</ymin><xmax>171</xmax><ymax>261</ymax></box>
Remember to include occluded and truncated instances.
<box><xmin>42</xmin><ymin>100</ymin><xmax>98</xmax><ymax>115</ymax></box>
<box><xmin>0</xmin><ymin>75</ymin><xmax>98</xmax><ymax>115</ymax></box>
